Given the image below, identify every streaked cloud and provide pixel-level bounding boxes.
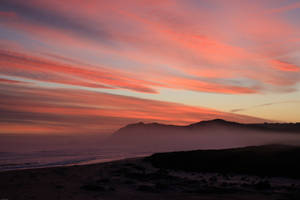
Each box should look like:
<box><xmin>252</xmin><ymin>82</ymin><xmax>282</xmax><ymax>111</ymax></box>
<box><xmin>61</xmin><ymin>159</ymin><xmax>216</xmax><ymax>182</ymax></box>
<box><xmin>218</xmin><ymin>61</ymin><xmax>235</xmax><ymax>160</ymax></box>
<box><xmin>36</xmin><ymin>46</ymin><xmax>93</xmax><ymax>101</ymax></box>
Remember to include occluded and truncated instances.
<box><xmin>0</xmin><ymin>50</ymin><xmax>159</xmax><ymax>93</ymax></box>
<box><xmin>1</xmin><ymin>0</ymin><xmax>299</xmax><ymax>94</ymax></box>
<box><xmin>268</xmin><ymin>1</ymin><xmax>300</xmax><ymax>14</ymax></box>
<box><xmin>0</xmin><ymin>0</ymin><xmax>300</xmax><ymax>133</ymax></box>
<box><xmin>231</xmin><ymin>100</ymin><xmax>300</xmax><ymax>113</ymax></box>
<box><xmin>0</xmin><ymin>80</ymin><xmax>267</xmax><ymax>134</ymax></box>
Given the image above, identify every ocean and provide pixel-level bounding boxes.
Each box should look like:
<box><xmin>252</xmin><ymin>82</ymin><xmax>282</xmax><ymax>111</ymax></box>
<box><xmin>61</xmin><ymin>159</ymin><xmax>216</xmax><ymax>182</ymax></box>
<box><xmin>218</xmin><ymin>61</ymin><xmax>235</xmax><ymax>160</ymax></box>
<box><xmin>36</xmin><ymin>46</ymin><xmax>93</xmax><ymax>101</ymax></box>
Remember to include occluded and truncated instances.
<box><xmin>0</xmin><ymin>134</ymin><xmax>153</xmax><ymax>172</ymax></box>
<box><xmin>0</xmin><ymin>133</ymin><xmax>204</xmax><ymax>172</ymax></box>
<box><xmin>2</xmin><ymin>130</ymin><xmax>299</xmax><ymax>172</ymax></box>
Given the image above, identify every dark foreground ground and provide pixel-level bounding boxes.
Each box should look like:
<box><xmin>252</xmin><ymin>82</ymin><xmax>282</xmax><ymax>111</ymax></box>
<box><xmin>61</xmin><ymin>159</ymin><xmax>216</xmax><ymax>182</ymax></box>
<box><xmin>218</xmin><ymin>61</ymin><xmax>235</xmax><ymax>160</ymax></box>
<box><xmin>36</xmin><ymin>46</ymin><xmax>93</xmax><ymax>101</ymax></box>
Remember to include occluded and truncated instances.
<box><xmin>1</xmin><ymin>145</ymin><xmax>300</xmax><ymax>200</ymax></box>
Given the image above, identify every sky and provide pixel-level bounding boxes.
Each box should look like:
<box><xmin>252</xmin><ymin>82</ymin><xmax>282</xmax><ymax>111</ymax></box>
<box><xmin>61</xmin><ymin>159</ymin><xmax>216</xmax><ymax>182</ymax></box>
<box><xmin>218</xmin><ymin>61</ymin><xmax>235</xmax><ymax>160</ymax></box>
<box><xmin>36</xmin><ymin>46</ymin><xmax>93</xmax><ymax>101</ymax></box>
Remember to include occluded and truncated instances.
<box><xmin>0</xmin><ymin>0</ymin><xmax>300</xmax><ymax>134</ymax></box>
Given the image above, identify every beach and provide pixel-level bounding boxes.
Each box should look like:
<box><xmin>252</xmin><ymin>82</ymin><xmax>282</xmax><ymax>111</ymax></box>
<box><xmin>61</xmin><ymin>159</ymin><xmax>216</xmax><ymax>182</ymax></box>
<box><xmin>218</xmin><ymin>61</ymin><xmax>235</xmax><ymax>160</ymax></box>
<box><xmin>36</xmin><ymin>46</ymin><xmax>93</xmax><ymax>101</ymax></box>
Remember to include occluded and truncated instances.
<box><xmin>1</xmin><ymin>147</ymin><xmax>300</xmax><ymax>200</ymax></box>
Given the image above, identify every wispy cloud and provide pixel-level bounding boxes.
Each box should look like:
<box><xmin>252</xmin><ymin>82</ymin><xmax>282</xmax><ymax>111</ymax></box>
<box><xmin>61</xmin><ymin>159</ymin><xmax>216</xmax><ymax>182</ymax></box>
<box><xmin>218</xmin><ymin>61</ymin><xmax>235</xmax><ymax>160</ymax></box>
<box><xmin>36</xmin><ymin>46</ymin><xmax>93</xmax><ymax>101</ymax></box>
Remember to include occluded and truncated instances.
<box><xmin>0</xmin><ymin>80</ymin><xmax>267</xmax><ymax>134</ymax></box>
<box><xmin>1</xmin><ymin>0</ymin><xmax>300</xmax><ymax>94</ymax></box>
<box><xmin>1</xmin><ymin>0</ymin><xmax>300</xmax><ymax>131</ymax></box>
<box><xmin>0</xmin><ymin>50</ymin><xmax>159</xmax><ymax>93</ymax></box>
<box><xmin>268</xmin><ymin>1</ymin><xmax>300</xmax><ymax>14</ymax></box>
<box><xmin>231</xmin><ymin>100</ymin><xmax>300</xmax><ymax>113</ymax></box>
<box><xmin>1</xmin><ymin>0</ymin><xmax>112</xmax><ymax>43</ymax></box>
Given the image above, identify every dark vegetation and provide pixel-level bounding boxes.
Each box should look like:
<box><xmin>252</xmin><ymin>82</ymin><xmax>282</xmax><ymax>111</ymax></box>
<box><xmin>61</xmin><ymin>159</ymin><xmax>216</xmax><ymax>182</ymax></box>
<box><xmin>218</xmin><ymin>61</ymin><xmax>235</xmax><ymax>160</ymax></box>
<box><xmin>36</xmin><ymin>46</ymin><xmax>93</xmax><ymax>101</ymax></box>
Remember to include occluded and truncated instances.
<box><xmin>146</xmin><ymin>144</ymin><xmax>300</xmax><ymax>179</ymax></box>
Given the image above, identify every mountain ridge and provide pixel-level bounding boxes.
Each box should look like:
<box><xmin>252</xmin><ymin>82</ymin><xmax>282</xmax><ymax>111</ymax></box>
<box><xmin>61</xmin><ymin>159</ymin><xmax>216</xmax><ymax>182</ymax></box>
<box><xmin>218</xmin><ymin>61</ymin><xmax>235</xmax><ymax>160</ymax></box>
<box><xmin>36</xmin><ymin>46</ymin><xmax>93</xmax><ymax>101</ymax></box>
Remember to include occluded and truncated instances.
<box><xmin>114</xmin><ymin>119</ymin><xmax>300</xmax><ymax>136</ymax></box>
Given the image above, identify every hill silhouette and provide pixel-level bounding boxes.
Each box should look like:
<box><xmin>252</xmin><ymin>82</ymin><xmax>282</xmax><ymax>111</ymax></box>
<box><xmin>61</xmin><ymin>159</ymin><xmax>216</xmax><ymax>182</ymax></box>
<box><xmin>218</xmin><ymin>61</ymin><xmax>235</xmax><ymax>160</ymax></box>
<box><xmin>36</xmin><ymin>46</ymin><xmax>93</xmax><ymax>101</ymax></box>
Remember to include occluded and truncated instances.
<box><xmin>113</xmin><ymin>119</ymin><xmax>300</xmax><ymax>137</ymax></box>
<box><xmin>109</xmin><ymin>119</ymin><xmax>300</xmax><ymax>151</ymax></box>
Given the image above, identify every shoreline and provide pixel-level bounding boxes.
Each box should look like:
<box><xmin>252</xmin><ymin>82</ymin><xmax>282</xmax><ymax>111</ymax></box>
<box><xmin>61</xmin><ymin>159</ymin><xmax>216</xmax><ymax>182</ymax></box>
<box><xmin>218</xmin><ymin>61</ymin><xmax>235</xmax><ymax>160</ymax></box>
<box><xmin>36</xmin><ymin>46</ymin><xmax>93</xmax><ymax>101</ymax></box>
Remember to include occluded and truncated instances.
<box><xmin>1</xmin><ymin>145</ymin><xmax>300</xmax><ymax>200</ymax></box>
<box><xmin>0</xmin><ymin>156</ymin><xmax>142</xmax><ymax>174</ymax></box>
<box><xmin>0</xmin><ymin>154</ymin><xmax>151</xmax><ymax>173</ymax></box>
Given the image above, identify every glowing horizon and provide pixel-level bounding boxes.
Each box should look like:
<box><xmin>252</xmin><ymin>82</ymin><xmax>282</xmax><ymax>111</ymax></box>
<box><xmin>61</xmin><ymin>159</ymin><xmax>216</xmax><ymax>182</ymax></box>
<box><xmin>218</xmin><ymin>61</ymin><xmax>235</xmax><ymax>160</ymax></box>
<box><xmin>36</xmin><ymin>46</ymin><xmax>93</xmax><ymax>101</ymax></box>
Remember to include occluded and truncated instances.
<box><xmin>1</xmin><ymin>0</ymin><xmax>300</xmax><ymax>134</ymax></box>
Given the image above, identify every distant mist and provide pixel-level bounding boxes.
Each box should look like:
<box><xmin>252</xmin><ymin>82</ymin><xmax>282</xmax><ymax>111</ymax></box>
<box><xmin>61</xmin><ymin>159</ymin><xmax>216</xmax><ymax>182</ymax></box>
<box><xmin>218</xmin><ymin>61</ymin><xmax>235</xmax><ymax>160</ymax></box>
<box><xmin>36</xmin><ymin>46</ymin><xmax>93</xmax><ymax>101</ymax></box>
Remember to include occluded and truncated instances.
<box><xmin>108</xmin><ymin>120</ymin><xmax>300</xmax><ymax>153</ymax></box>
<box><xmin>1</xmin><ymin>120</ymin><xmax>300</xmax><ymax>168</ymax></box>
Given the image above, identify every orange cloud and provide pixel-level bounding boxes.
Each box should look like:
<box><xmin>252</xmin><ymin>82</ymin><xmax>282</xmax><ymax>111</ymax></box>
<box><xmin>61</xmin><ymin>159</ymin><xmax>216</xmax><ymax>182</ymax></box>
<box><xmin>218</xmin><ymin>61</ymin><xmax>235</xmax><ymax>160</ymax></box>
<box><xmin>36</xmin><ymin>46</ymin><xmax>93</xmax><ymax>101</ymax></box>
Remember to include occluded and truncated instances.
<box><xmin>0</xmin><ymin>82</ymin><xmax>268</xmax><ymax>134</ymax></box>
<box><xmin>162</xmin><ymin>76</ymin><xmax>258</xmax><ymax>94</ymax></box>
<box><xmin>112</xmin><ymin>5</ymin><xmax>300</xmax><ymax>91</ymax></box>
<box><xmin>2</xmin><ymin>1</ymin><xmax>300</xmax><ymax>94</ymax></box>
<box><xmin>271</xmin><ymin>60</ymin><xmax>300</xmax><ymax>72</ymax></box>
<box><xmin>0</xmin><ymin>78</ymin><xmax>25</xmax><ymax>84</ymax></box>
<box><xmin>0</xmin><ymin>0</ymin><xmax>300</xmax><ymax>132</ymax></box>
<box><xmin>0</xmin><ymin>50</ymin><xmax>158</xmax><ymax>93</ymax></box>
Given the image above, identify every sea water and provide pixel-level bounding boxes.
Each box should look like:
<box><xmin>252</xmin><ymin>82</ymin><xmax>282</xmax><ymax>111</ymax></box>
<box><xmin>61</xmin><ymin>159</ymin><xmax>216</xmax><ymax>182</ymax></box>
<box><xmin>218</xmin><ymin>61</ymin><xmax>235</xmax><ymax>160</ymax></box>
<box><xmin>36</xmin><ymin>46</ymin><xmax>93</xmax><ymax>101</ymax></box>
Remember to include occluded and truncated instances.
<box><xmin>0</xmin><ymin>134</ymin><xmax>151</xmax><ymax>172</ymax></box>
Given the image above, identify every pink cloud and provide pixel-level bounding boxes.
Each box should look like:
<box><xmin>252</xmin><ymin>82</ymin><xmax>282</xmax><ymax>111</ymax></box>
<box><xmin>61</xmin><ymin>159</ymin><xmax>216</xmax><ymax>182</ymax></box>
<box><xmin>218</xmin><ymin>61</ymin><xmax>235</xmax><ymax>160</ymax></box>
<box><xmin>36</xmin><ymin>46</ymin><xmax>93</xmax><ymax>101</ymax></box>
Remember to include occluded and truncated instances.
<box><xmin>0</xmin><ymin>82</ymin><xmax>268</xmax><ymax>134</ymax></box>
<box><xmin>270</xmin><ymin>60</ymin><xmax>300</xmax><ymax>72</ymax></box>
<box><xmin>268</xmin><ymin>2</ymin><xmax>300</xmax><ymax>14</ymax></box>
<box><xmin>2</xmin><ymin>0</ymin><xmax>300</xmax><ymax>134</ymax></box>
<box><xmin>0</xmin><ymin>50</ymin><xmax>158</xmax><ymax>93</ymax></box>
<box><xmin>0</xmin><ymin>11</ymin><xmax>18</xmax><ymax>19</ymax></box>
<box><xmin>2</xmin><ymin>0</ymin><xmax>300</xmax><ymax>94</ymax></box>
